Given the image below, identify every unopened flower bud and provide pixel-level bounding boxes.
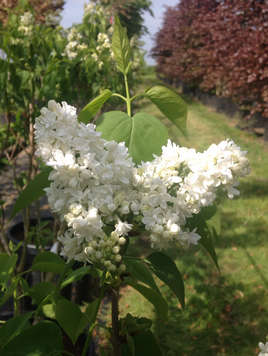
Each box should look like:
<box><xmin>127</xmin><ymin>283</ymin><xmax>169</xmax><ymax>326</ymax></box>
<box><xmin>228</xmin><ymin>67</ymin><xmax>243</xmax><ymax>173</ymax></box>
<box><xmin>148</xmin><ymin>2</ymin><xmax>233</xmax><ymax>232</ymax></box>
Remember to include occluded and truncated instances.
<box><xmin>85</xmin><ymin>246</ymin><xmax>93</xmax><ymax>255</ymax></box>
<box><xmin>112</xmin><ymin>246</ymin><xmax>120</xmax><ymax>254</ymax></box>
<box><xmin>108</xmin><ymin>263</ymin><xmax>116</xmax><ymax>272</ymax></box>
<box><xmin>115</xmin><ymin>254</ymin><xmax>122</xmax><ymax>262</ymax></box>
<box><xmin>118</xmin><ymin>237</ymin><xmax>126</xmax><ymax>245</ymax></box>
<box><xmin>119</xmin><ymin>264</ymin><xmax>126</xmax><ymax>273</ymax></box>
<box><xmin>95</xmin><ymin>251</ymin><xmax>102</xmax><ymax>259</ymax></box>
<box><xmin>104</xmin><ymin>260</ymin><xmax>111</xmax><ymax>267</ymax></box>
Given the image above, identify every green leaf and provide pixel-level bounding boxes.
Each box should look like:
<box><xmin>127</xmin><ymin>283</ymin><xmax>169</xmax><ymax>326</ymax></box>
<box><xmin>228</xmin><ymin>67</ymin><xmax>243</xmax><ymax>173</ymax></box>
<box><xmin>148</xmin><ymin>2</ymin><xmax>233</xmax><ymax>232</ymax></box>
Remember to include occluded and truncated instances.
<box><xmin>207</xmin><ymin>210</ymin><xmax>221</xmax><ymax>236</ymax></box>
<box><xmin>145</xmin><ymin>85</ymin><xmax>187</xmax><ymax>135</ymax></box>
<box><xmin>197</xmin><ymin>205</ymin><xmax>217</xmax><ymax>221</ymax></box>
<box><xmin>123</xmin><ymin>257</ymin><xmax>160</xmax><ymax>293</ymax></box>
<box><xmin>55</xmin><ymin>298</ymin><xmax>89</xmax><ymax>344</ymax></box>
<box><xmin>1</xmin><ymin>320</ymin><xmax>63</xmax><ymax>356</ymax></box>
<box><xmin>80</xmin><ymin>298</ymin><xmax>102</xmax><ymax>351</ymax></box>
<box><xmin>199</xmin><ymin>228</ymin><xmax>220</xmax><ymax>271</ymax></box>
<box><xmin>60</xmin><ymin>266</ymin><xmax>93</xmax><ymax>289</ymax></box>
<box><xmin>42</xmin><ymin>303</ymin><xmax>56</xmax><ymax>319</ymax></box>
<box><xmin>126</xmin><ymin>333</ymin><xmax>135</xmax><ymax>356</ymax></box>
<box><xmin>84</xmin><ymin>298</ymin><xmax>101</xmax><ymax>329</ymax></box>
<box><xmin>78</xmin><ymin>89</ymin><xmax>112</xmax><ymax>124</ymax></box>
<box><xmin>11</xmin><ymin>167</ymin><xmax>51</xmax><ymax>218</ymax></box>
<box><xmin>0</xmin><ymin>289</ymin><xmax>15</xmax><ymax>308</ymax></box>
<box><xmin>112</xmin><ymin>17</ymin><xmax>131</xmax><ymax>74</ymax></box>
<box><xmin>186</xmin><ymin>208</ymin><xmax>220</xmax><ymax>271</ymax></box>
<box><xmin>146</xmin><ymin>252</ymin><xmax>185</xmax><ymax>308</ymax></box>
<box><xmin>0</xmin><ymin>253</ymin><xmax>17</xmax><ymax>285</ymax></box>
<box><xmin>28</xmin><ymin>282</ymin><xmax>58</xmax><ymax>305</ymax></box>
<box><xmin>96</xmin><ymin>111</ymin><xmax>168</xmax><ymax>164</ymax></box>
<box><xmin>0</xmin><ymin>312</ymin><xmax>32</xmax><ymax>349</ymax></box>
<box><xmin>32</xmin><ymin>252</ymin><xmax>66</xmax><ymax>274</ymax></box>
<box><xmin>122</xmin><ymin>330</ymin><xmax>162</xmax><ymax>356</ymax></box>
<box><xmin>19</xmin><ymin>277</ymin><xmax>30</xmax><ymax>294</ymax></box>
<box><xmin>133</xmin><ymin>330</ymin><xmax>162</xmax><ymax>356</ymax></box>
<box><xmin>125</xmin><ymin>278</ymin><xmax>168</xmax><ymax>319</ymax></box>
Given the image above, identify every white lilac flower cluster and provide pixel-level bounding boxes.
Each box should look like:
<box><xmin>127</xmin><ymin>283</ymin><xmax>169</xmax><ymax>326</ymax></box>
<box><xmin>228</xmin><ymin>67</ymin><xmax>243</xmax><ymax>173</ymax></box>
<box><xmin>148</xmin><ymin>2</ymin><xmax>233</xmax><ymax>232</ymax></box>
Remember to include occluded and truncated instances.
<box><xmin>45</xmin><ymin>10</ymin><xmax>62</xmax><ymax>27</ymax></box>
<box><xmin>35</xmin><ymin>100</ymin><xmax>136</xmax><ymax>273</ymax></box>
<box><xmin>18</xmin><ymin>11</ymin><xmax>34</xmax><ymax>36</ymax></box>
<box><xmin>64</xmin><ymin>27</ymin><xmax>88</xmax><ymax>60</ymax></box>
<box><xmin>64</xmin><ymin>2</ymin><xmax>113</xmax><ymax>65</ymax></box>
<box><xmin>91</xmin><ymin>32</ymin><xmax>113</xmax><ymax>69</ymax></box>
<box><xmin>135</xmin><ymin>139</ymin><xmax>249</xmax><ymax>249</ymax></box>
<box><xmin>34</xmin><ymin>101</ymin><xmax>249</xmax><ymax>272</ymax></box>
<box><xmin>83</xmin><ymin>1</ymin><xmax>113</xmax><ymax>68</ymax></box>
<box><xmin>259</xmin><ymin>340</ymin><xmax>268</xmax><ymax>356</ymax></box>
<box><xmin>84</xmin><ymin>2</ymin><xmax>104</xmax><ymax>18</ymax></box>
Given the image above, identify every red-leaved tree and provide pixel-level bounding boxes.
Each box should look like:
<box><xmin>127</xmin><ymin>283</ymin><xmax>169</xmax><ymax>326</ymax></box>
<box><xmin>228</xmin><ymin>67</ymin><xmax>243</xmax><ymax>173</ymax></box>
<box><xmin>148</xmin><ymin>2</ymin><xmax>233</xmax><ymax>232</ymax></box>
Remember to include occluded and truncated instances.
<box><xmin>153</xmin><ymin>0</ymin><xmax>268</xmax><ymax>137</ymax></box>
<box><xmin>153</xmin><ymin>0</ymin><xmax>219</xmax><ymax>87</ymax></box>
<box><xmin>0</xmin><ymin>0</ymin><xmax>64</xmax><ymax>24</ymax></box>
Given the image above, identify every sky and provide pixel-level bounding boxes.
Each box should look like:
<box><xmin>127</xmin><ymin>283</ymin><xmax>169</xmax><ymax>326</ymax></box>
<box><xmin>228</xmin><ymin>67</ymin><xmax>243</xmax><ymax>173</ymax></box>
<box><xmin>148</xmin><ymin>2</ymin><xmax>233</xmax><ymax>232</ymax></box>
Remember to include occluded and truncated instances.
<box><xmin>60</xmin><ymin>0</ymin><xmax>178</xmax><ymax>64</ymax></box>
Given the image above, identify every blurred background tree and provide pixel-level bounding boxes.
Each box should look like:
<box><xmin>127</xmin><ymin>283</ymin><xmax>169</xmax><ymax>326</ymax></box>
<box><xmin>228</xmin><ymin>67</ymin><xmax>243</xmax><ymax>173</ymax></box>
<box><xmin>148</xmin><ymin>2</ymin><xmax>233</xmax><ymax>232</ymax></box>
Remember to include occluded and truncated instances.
<box><xmin>94</xmin><ymin>0</ymin><xmax>153</xmax><ymax>38</ymax></box>
<box><xmin>153</xmin><ymin>0</ymin><xmax>268</xmax><ymax>139</ymax></box>
<box><xmin>0</xmin><ymin>0</ymin><xmax>64</xmax><ymax>24</ymax></box>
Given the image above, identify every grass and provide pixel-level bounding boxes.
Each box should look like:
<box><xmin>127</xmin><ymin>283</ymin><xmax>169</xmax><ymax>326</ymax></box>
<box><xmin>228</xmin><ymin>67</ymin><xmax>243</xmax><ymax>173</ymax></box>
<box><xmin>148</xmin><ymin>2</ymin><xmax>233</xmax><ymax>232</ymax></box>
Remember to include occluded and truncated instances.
<box><xmin>115</xmin><ymin>73</ymin><xmax>268</xmax><ymax>355</ymax></box>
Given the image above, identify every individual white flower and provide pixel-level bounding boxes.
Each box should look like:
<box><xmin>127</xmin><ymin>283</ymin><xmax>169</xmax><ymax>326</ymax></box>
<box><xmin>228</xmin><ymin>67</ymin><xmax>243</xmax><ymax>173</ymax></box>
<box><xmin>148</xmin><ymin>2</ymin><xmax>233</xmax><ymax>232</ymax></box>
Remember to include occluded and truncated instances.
<box><xmin>259</xmin><ymin>341</ymin><xmax>268</xmax><ymax>356</ymax></box>
<box><xmin>20</xmin><ymin>11</ymin><xmax>33</xmax><ymax>26</ymax></box>
<box><xmin>18</xmin><ymin>12</ymin><xmax>34</xmax><ymax>36</ymax></box>
<box><xmin>97</xmin><ymin>33</ymin><xmax>109</xmax><ymax>43</ymax></box>
<box><xmin>64</xmin><ymin>28</ymin><xmax>86</xmax><ymax>60</ymax></box>
<box><xmin>115</xmin><ymin>220</ymin><xmax>133</xmax><ymax>236</ymax></box>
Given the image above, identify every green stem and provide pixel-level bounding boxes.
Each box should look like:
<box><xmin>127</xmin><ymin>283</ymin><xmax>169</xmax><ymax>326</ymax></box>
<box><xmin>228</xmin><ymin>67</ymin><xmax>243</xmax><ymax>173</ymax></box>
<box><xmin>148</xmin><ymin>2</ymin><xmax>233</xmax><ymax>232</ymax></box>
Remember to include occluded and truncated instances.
<box><xmin>130</xmin><ymin>93</ymin><xmax>144</xmax><ymax>102</ymax></box>
<box><xmin>13</xmin><ymin>285</ymin><xmax>18</xmax><ymax>317</ymax></box>
<box><xmin>112</xmin><ymin>93</ymin><xmax>127</xmax><ymax>102</ymax></box>
<box><xmin>17</xmin><ymin>207</ymin><xmax>30</xmax><ymax>274</ymax></box>
<box><xmin>124</xmin><ymin>74</ymin><xmax>131</xmax><ymax>117</ymax></box>
<box><xmin>81</xmin><ymin>290</ymin><xmax>104</xmax><ymax>356</ymax></box>
<box><xmin>111</xmin><ymin>287</ymin><xmax>121</xmax><ymax>356</ymax></box>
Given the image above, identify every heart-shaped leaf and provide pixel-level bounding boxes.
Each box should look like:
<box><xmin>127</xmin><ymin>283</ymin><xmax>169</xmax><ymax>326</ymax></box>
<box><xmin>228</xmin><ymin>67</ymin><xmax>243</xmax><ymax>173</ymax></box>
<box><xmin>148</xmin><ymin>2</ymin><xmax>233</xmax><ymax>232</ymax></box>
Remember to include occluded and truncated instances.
<box><xmin>32</xmin><ymin>251</ymin><xmax>66</xmax><ymax>274</ymax></box>
<box><xmin>1</xmin><ymin>321</ymin><xmax>63</xmax><ymax>356</ymax></box>
<box><xmin>55</xmin><ymin>298</ymin><xmax>89</xmax><ymax>344</ymax></box>
<box><xmin>0</xmin><ymin>312</ymin><xmax>32</xmax><ymax>349</ymax></box>
<box><xmin>28</xmin><ymin>282</ymin><xmax>58</xmax><ymax>305</ymax></box>
<box><xmin>145</xmin><ymin>85</ymin><xmax>187</xmax><ymax>135</ymax></box>
<box><xmin>96</xmin><ymin>111</ymin><xmax>168</xmax><ymax>164</ymax></box>
<box><xmin>122</xmin><ymin>330</ymin><xmax>162</xmax><ymax>356</ymax></box>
